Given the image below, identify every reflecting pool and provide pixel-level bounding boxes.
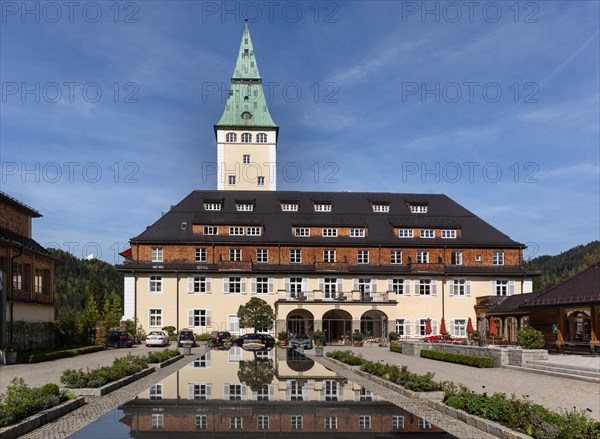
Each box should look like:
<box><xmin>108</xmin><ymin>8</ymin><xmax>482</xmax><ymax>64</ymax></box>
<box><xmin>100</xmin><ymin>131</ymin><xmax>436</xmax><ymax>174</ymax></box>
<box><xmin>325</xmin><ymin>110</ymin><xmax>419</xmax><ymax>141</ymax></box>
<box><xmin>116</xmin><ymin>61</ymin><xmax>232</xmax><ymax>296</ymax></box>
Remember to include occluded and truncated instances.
<box><xmin>69</xmin><ymin>347</ymin><xmax>455</xmax><ymax>438</ymax></box>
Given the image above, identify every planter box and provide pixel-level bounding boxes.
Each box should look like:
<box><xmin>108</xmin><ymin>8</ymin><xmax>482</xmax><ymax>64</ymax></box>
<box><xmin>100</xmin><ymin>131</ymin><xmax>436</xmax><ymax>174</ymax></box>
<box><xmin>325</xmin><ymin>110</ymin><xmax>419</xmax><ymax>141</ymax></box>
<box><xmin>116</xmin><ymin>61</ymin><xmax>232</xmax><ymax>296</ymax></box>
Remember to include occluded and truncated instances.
<box><xmin>149</xmin><ymin>354</ymin><xmax>183</xmax><ymax>369</ymax></box>
<box><xmin>71</xmin><ymin>367</ymin><xmax>155</xmax><ymax>397</ymax></box>
<box><xmin>0</xmin><ymin>397</ymin><xmax>85</xmax><ymax>439</ymax></box>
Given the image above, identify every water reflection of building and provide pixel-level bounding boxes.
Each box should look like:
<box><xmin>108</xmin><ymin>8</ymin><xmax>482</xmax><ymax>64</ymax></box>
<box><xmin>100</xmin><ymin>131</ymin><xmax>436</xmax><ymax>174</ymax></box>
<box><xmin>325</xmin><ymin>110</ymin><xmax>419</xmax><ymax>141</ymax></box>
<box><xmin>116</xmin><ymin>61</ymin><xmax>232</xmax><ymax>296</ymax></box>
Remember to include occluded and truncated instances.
<box><xmin>119</xmin><ymin>349</ymin><xmax>447</xmax><ymax>436</ymax></box>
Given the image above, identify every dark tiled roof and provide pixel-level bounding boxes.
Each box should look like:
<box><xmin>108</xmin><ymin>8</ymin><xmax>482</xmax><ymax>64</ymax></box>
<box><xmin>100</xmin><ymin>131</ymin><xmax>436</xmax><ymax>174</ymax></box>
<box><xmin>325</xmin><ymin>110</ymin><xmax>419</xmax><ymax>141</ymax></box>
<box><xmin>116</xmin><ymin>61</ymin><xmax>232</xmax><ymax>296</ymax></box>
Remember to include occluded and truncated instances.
<box><xmin>0</xmin><ymin>192</ymin><xmax>42</xmax><ymax>218</ymax></box>
<box><xmin>487</xmin><ymin>292</ymin><xmax>543</xmax><ymax>315</ymax></box>
<box><xmin>522</xmin><ymin>263</ymin><xmax>600</xmax><ymax>307</ymax></box>
<box><xmin>0</xmin><ymin>226</ymin><xmax>55</xmax><ymax>259</ymax></box>
<box><xmin>131</xmin><ymin>190</ymin><xmax>524</xmax><ymax>248</ymax></box>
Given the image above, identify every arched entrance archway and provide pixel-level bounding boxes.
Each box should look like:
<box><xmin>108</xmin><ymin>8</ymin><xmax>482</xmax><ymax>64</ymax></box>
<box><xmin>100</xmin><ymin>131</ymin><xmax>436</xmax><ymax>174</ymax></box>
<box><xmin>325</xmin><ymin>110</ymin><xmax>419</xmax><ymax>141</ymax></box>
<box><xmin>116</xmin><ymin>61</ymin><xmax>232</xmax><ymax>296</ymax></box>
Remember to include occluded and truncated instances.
<box><xmin>360</xmin><ymin>310</ymin><xmax>388</xmax><ymax>340</ymax></box>
<box><xmin>322</xmin><ymin>310</ymin><xmax>352</xmax><ymax>344</ymax></box>
<box><xmin>286</xmin><ymin>310</ymin><xmax>314</xmax><ymax>337</ymax></box>
<box><xmin>505</xmin><ymin>317</ymin><xmax>518</xmax><ymax>343</ymax></box>
<box><xmin>565</xmin><ymin>310</ymin><xmax>592</xmax><ymax>342</ymax></box>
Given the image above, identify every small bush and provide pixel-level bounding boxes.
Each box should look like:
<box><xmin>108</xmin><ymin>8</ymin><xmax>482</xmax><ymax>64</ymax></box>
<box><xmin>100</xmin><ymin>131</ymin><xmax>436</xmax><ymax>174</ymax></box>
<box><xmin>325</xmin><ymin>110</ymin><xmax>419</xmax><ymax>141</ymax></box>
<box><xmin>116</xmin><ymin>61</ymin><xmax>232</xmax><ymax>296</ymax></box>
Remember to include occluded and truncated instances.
<box><xmin>196</xmin><ymin>333</ymin><xmax>209</xmax><ymax>342</ymax></box>
<box><xmin>146</xmin><ymin>348</ymin><xmax>180</xmax><ymax>364</ymax></box>
<box><xmin>420</xmin><ymin>349</ymin><xmax>495</xmax><ymax>368</ymax></box>
<box><xmin>390</xmin><ymin>344</ymin><xmax>402</xmax><ymax>353</ymax></box>
<box><xmin>516</xmin><ymin>328</ymin><xmax>545</xmax><ymax>349</ymax></box>
<box><xmin>326</xmin><ymin>350</ymin><xmax>366</xmax><ymax>366</ymax></box>
<box><xmin>60</xmin><ymin>354</ymin><xmax>149</xmax><ymax>388</ymax></box>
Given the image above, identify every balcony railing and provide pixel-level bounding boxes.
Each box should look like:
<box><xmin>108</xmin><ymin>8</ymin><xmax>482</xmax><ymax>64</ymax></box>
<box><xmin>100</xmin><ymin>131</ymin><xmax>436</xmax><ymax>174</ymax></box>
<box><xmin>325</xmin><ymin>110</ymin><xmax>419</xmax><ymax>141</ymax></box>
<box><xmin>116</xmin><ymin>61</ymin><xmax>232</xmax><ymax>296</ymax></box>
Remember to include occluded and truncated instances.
<box><xmin>277</xmin><ymin>290</ymin><xmax>391</xmax><ymax>303</ymax></box>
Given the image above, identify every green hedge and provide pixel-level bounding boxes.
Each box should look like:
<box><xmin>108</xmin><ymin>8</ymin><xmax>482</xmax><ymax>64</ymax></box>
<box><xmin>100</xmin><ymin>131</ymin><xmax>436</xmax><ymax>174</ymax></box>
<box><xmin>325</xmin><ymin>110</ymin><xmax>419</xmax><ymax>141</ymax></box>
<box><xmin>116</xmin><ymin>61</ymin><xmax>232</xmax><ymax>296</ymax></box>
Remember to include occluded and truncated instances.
<box><xmin>146</xmin><ymin>348</ymin><xmax>180</xmax><ymax>364</ymax></box>
<box><xmin>420</xmin><ymin>349</ymin><xmax>495</xmax><ymax>368</ymax></box>
<box><xmin>60</xmin><ymin>354</ymin><xmax>148</xmax><ymax>388</ymax></box>
<box><xmin>18</xmin><ymin>345</ymin><xmax>105</xmax><ymax>364</ymax></box>
<box><xmin>390</xmin><ymin>344</ymin><xmax>402</xmax><ymax>353</ymax></box>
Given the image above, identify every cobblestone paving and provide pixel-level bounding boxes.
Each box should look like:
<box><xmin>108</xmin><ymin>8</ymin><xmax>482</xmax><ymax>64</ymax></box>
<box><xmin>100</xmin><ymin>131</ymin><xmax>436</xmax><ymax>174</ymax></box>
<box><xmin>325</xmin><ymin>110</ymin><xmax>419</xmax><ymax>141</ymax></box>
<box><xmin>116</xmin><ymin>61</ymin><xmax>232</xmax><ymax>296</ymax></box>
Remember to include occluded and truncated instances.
<box><xmin>306</xmin><ymin>351</ymin><xmax>497</xmax><ymax>439</ymax></box>
<box><xmin>19</xmin><ymin>347</ymin><xmax>205</xmax><ymax>439</ymax></box>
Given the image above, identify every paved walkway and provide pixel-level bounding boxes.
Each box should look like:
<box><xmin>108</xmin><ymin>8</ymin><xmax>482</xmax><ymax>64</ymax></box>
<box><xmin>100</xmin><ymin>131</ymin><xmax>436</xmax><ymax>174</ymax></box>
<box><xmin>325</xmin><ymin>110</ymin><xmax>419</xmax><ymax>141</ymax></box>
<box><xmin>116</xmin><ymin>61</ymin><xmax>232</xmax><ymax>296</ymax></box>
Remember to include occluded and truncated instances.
<box><xmin>545</xmin><ymin>352</ymin><xmax>600</xmax><ymax>370</ymax></box>
<box><xmin>323</xmin><ymin>345</ymin><xmax>600</xmax><ymax>420</ymax></box>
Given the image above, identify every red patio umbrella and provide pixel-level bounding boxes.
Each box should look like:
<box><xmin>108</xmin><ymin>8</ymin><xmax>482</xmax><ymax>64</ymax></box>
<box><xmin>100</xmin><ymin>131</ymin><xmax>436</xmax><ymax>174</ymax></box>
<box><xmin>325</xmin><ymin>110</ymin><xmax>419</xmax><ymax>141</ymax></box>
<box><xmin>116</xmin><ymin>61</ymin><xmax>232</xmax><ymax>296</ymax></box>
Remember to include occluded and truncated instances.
<box><xmin>439</xmin><ymin>317</ymin><xmax>448</xmax><ymax>336</ymax></box>
<box><xmin>488</xmin><ymin>317</ymin><xmax>498</xmax><ymax>336</ymax></box>
<box><xmin>466</xmin><ymin>317</ymin><xmax>475</xmax><ymax>334</ymax></box>
<box><xmin>425</xmin><ymin>318</ymin><xmax>432</xmax><ymax>335</ymax></box>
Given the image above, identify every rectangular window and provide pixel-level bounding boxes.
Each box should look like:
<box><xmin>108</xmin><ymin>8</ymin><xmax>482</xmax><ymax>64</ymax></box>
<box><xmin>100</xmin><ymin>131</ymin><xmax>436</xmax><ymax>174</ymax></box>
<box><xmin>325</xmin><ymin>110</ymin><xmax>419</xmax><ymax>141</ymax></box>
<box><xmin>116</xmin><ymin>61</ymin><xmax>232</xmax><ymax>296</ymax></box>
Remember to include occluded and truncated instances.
<box><xmin>228</xmin><ymin>315</ymin><xmax>240</xmax><ymax>333</ymax></box>
<box><xmin>350</xmin><ymin>228</ymin><xmax>366</xmax><ymax>237</ymax></box>
<box><xmin>495</xmin><ymin>280</ymin><xmax>512</xmax><ymax>296</ymax></box>
<box><xmin>227</xmin><ymin>277</ymin><xmax>243</xmax><ymax>294</ymax></box>
<box><xmin>229</xmin><ymin>227</ymin><xmax>244</xmax><ymax>236</ymax></box>
<box><xmin>256</xmin><ymin>248</ymin><xmax>268</xmax><ymax>263</ymax></box>
<box><xmin>294</xmin><ymin>228</ymin><xmax>310</xmax><ymax>237</ymax></box>
<box><xmin>323</xmin><ymin>278</ymin><xmax>338</xmax><ymax>299</ymax></box>
<box><xmin>203</xmin><ymin>226</ymin><xmax>218</xmax><ymax>235</ymax></box>
<box><xmin>229</xmin><ymin>248</ymin><xmax>242</xmax><ymax>261</ymax></box>
<box><xmin>151</xmin><ymin>247</ymin><xmax>163</xmax><ymax>262</ymax></box>
<box><xmin>390</xmin><ymin>250</ymin><xmax>402</xmax><ymax>264</ymax></box>
<box><xmin>451</xmin><ymin>251</ymin><xmax>462</xmax><ymax>265</ymax></box>
<box><xmin>149</xmin><ymin>275</ymin><xmax>162</xmax><ymax>293</ymax></box>
<box><xmin>289</xmin><ymin>278</ymin><xmax>303</xmax><ymax>296</ymax></box>
<box><xmin>392</xmin><ymin>416</ymin><xmax>405</xmax><ymax>430</ymax></box>
<box><xmin>204</xmin><ymin>203</ymin><xmax>221</xmax><ymax>211</ymax></box>
<box><xmin>420</xmin><ymin>229</ymin><xmax>435</xmax><ymax>238</ymax></box>
<box><xmin>372</xmin><ymin>204</ymin><xmax>389</xmax><ymax>212</ymax></box>
<box><xmin>195</xmin><ymin>248</ymin><xmax>207</xmax><ymax>262</ymax></box>
<box><xmin>291</xmin><ymin>415</ymin><xmax>303</xmax><ymax>430</ymax></box>
<box><xmin>195</xmin><ymin>415</ymin><xmax>207</xmax><ymax>430</ymax></box>
<box><xmin>454</xmin><ymin>319</ymin><xmax>467</xmax><ymax>337</ymax></box>
<box><xmin>255</xmin><ymin>277</ymin><xmax>270</xmax><ymax>294</ymax></box>
<box><xmin>357</xmin><ymin>250</ymin><xmax>369</xmax><ymax>264</ymax></box>
<box><xmin>228</xmin><ymin>175</ymin><xmax>236</xmax><ymax>185</ymax></box>
<box><xmin>289</xmin><ymin>380</ymin><xmax>304</xmax><ymax>401</ymax></box>
<box><xmin>442</xmin><ymin>229</ymin><xmax>457</xmax><ymax>238</ymax></box>
<box><xmin>149</xmin><ymin>384</ymin><xmax>162</xmax><ymax>400</ymax></box>
<box><xmin>358</xmin><ymin>387</ymin><xmax>373</xmax><ymax>401</ymax></box>
<box><xmin>419</xmin><ymin>419</ymin><xmax>432</xmax><ymax>430</ymax></box>
<box><xmin>314</xmin><ymin>203</ymin><xmax>332</xmax><ymax>212</ymax></box>
<box><xmin>257</xmin><ymin>176</ymin><xmax>265</xmax><ymax>186</ymax></box>
<box><xmin>324</xmin><ymin>417</ymin><xmax>338</xmax><ymax>429</ymax></box>
<box><xmin>191</xmin><ymin>383</ymin><xmax>211</xmax><ymax>400</ymax></box>
<box><xmin>322</xmin><ymin>228</ymin><xmax>338</xmax><ymax>237</ymax></box>
<box><xmin>290</xmin><ymin>249</ymin><xmax>302</xmax><ymax>264</ymax></box>
<box><xmin>151</xmin><ymin>414</ymin><xmax>163</xmax><ymax>430</ymax></box>
<box><xmin>416</xmin><ymin>251</ymin><xmax>429</xmax><ymax>264</ymax></box>
<box><xmin>389</xmin><ymin>278</ymin><xmax>405</xmax><ymax>295</ymax></box>
<box><xmin>228</xmin><ymin>384</ymin><xmax>243</xmax><ymax>400</ymax></box>
<box><xmin>410</xmin><ymin>204</ymin><xmax>428</xmax><ymax>213</ymax></box>
<box><xmin>323</xmin><ymin>250</ymin><xmax>336</xmax><ymax>263</ymax></box>
<box><xmin>398</xmin><ymin>229</ymin><xmax>414</xmax><ymax>238</ymax></box>
<box><xmin>230</xmin><ymin>417</ymin><xmax>243</xmax><ymax>429</ymax></box>
<box><xmin>189</xmin><ymin>309</ymin><xmax>210</xmax><ymax>327</ymax></box>
<box><xmin>189</xmin><ymin>276</ymin><xmax>210</xmax><ymax>294</ymax></box>
<box><xmin>243</xmin><ymin>154</ymin><xmax>250</xmax><ymax>164</ymax></box>
<box><xmin>359</xmin><ymin>415</ymin><xmax>371</xmax><ymax>430</ymax></box>
<box><xmin>246</xmin><ymin>227</ymin><xmax>261</xmax><ymax>236</ymax></box>
<box><xmin>452</xmin><ymin>279</ymin><xmax>467</xmax><ymax>296</ymax></box>
<box><xmin>256</xmin><ymin>384</ymin><xmax>271</xmax><ymax>401</ymax></box>
<box><xmin>282</xmin><ymin>203</ymin><xmax>299</xmax><ymax>211</ymax></box>
<box><xmin>236</xmin><ymin>203</ymin><xmax>253</xmax><ymax>211</ymax></box>
<box><xmin>257</xmin><ymin>415</ymin><xmax>269</xmax><ymax>430</ymax></box>
<box><xmin>324</xmin><ymin>380</ymin><xmax>340</xmax><ymax>401</ymax></box>
<box><xmin>418</xmin><ymin>279</ymin><xmax>432</xmax><ymax>295</ymax></box>
<box><xmin>34</xmin><ymin>269</ymin><xmax>49</xmax><ymax>294</ymax></box>
<box><xmin>493</xmin><ymin>251</ymin><xmax>505</xmax><ymax>265</ymax></box>
<box><xmin>193</xmin><ymin>354</ymin><xmax>210</xmax><ymax>368</ymax></box>
<box><xmin>395</xmin><ymin>319</ymin><xmax>405</xmax><ymax>337</ymax></box>
<box><xmin>149</xmin><ymin>309</ymin><xmax>162</xmax><ymax>327</ymax></box>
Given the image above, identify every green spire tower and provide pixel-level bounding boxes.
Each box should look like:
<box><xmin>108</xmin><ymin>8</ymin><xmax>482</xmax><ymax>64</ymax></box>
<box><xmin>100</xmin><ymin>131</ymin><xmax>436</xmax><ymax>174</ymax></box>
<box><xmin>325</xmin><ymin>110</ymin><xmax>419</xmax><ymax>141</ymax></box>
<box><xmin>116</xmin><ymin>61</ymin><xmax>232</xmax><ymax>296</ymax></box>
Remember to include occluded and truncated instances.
<box><xmin>215</xmin><ymin>20</ymin><xmax>278</xmax><ymax>191</ymax></box>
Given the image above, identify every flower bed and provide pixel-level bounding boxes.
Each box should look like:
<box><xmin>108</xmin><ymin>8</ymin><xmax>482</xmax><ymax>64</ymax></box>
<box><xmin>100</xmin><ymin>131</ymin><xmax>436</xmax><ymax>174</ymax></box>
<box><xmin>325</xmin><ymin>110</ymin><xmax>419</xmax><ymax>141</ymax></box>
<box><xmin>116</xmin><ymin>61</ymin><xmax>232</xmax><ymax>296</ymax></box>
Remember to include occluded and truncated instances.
<box><xmin>60</xmin><ymin>354</ymin><xmax>148</xmax><ymax>388</ymax></box>
<box><xmin>420</xmin><ymin>349</ymin><xmax>495</xmax><ymax>368</ymax></box>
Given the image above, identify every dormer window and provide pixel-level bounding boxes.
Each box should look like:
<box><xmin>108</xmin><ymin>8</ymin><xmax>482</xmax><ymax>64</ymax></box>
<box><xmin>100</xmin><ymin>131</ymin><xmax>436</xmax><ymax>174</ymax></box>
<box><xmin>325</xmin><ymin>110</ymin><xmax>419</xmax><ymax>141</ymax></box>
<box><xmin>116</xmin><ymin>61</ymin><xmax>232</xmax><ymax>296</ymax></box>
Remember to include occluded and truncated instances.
<box><xmin>372</xmin><ymin>203</ymin><xmax>389</xmax><ymax>213</ymax></box>
<box><xmin>241</xmin><ymin>112</ymin><xmax>252</xmax><ymax>120</ymax></box>
<box><xmin>282</xmin><ymin>203</ymin><xmax>299</xmax><ymax>211</ymax></box>
<box><xmin>204</xmin><ymin>202</ymin><xmax>222</xmax><ymax>211</ymax></box>
<box><xmin>322</xmin><ymin>228</ymin><xmax>338</xmax><ymax>237</ymax></box>
<box><xmin>241</xmin><ymin>132</ymin><xmax>252</xmax><ymax>142</ymax></box>
<box><xmin>314</xmin><ymin>203</ymin><xmax>332</xmax><ymax>212</ymax></box>
<box><xmin>420</xmin><ymin>229</ymin><xmax>435</xmax><ymax>238</ymax></box>
<box><xmin>226</xmin><ymin>132</ymin><xmax>237</xmax><ymax>142</ymax></box>
<box><xmin>295</xmin><ymin>227</ymin><xmax>310</xmax><ymax>237</ymax></box>
<box><xmin>236</xmin><ymin>203</ymin><xmax>254</xmax><ymax>212</ymax></box>
<box><xmin>441</xmin><ymin>229</ymin><xmax>457</xmax><ymax>239</ymax></box>
<box><xmin>350</xmin><ymin>228</ymin><xmax>366</xmax><ymax>237</ymax></box>
<box><xmin>229</xmin><ymin>227</ymin><xmax>244</xmax><ymax>236</ymax></box>
<box><xmin>256</xmin><ymin>133</ymin><xmax>267</xmax><ymax>143</ymax></box>
<box><xmin>410</xmin><ymin>204</ymin><xmax>428</xmax><ymax>214</ymax></box>
<box><xmin>398</xmin><ymin>229</ymin><xmax>414</xmax><ymax>238</ymax></box>
<box><xmin>181</xmin><ymin>222</ymin><xmax>188</xmax><ymax>230</ymax></box>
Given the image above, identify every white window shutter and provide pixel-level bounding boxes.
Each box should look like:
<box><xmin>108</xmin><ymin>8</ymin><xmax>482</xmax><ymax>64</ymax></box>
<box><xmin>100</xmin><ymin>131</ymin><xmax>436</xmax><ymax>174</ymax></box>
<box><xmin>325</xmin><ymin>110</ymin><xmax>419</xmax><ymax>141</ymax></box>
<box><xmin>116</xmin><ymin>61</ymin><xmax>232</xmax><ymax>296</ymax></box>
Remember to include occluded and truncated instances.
<box><xmin>318</xmin><ymin>278</ymin><xmax>324</xmax><ymax>291</ymax></box>
<box><xmin>188</xmin><ymin>384</ymin><xmax>194</xmax><ymax>400</ymax></box>
<box><xmin>285</xmin><ymin>384</ymin><xmax>291</xmax><ymax>401</ymax></box>
<box><xmin>337</xmin><ymin>278</ymin><xmax>342</xmax><ymax>292</ymax></box>
<box><xmin>302</xmin><ymin>278</ymin><xmax>309</xmax><ymax>292</ymax></box>
<box><xmin>509</xmin><ymin>281</ymin><xmax>515</xmax><ymax>295</ymax></box>
<box><xmin>224</xmin><ymin>278</ymin><xmax>230</xmax><ymax>294</ymax></box>
<box><xmin>223</xmin><ymin>384</ymin><xmax>230</xmax><ymax>401</ymax></box>
<box><xmin>241</xmin><ymin>278</ymin><xmax>246</xmax><ymax>294</ymax></box>
<box><xmin>388</xmin><ymin>279</ymin><xmax>393</xmax><ymax>292</ymax></box>
<box><xmin>268</xmin><ymin>384</ymin><xmax>275</xmax><ymax>401</ymax></box>
<box><xmin>188</xmin><ymin>310</ymin><xmax>195</xmax><ymax>327</ymax></box>
<box><xmin>449</xmin><ymin>280</ymin><xmax>454</xmax><ymax>296</ymax></box>
<box><xmin>354</xmin><ymin>391</ymin><xmax>360</xmax><ymax>402</ymax></box>
<box><xmin>371</xmin><ymin>279</ymin><xmax>377</xmax><ymax>293</ymax></box>
<box><xmin>206</xmin><ymin>354</ymin><xmax>212</xmax><ymax>368</ymax></box>
<box><xmin>188</xmin><ymin>277</ymin><xmax>194</xmax><ymax>293</ymax></box>
<box><xmin>252</xmin><ymin>390</ymin><xmax>257</xmax><ymax>401</ymax></box>
<box><xmin>433</xmin><ymin>320</ymin><xmax>438</xmax><ymax>334</ymax></box>
<box><xmin>353</xmin><ymin>278</ymin><xmax>358</xmax><ymax>290</ymax></box>
<box><xmin>404</xmin><ymin>280</ymin><xmax>410</xmax><ymax>295</ymax></box>
<box><xmin>251</xmin><ymin>278</ymin><xmax>257</xmax><ymax>294</ymax></box>
<box><xmin>431</xmin><ymin>281</ymin><xmax>437</xmax><ymax>296</ymax></box>
<box><xmin>490</xmin><ymin>281</ymin><xmax>496</xmax><ymax>295</ymax></box>
<box><xmin>449</xmin><ymin>320</ymin><xmax>455</xmax><ymax>336</ymax></box>
<box><xmin>206</xmin><ymin>309</ymin><xmax>211</xmax><ymax>325</ymax></box>
<box><xmin>206</xmin><ymin>384</ymin><xmax>212</xmax><ymax>400</ymax></box>
<box><xmin>466</xmin><ymin>280</ymin><xmax>471</xmax><ymax>296</ymax></box>
<box><xmin>241</xmin><ymin>384</ymin><xmax>247</xmax><ymax>401</ymax></box>
<box><xmin>404</xmin><ymin>320</ymin><xmax>411</xmax><ymax>337</ymax></box>
<box><xmin>302</xmin><ymin>384</ymin><xmax>310</xmax><ymax>401</ymax></box>
<box><xmin>284</xmin><ymin>278</ymin><xmax>290</xmax><ymax>291</ymax></box>
<box><xmin>268</xmin><ymin>278</ymin><xmax>274</xmax><ymax>293</ymax></box>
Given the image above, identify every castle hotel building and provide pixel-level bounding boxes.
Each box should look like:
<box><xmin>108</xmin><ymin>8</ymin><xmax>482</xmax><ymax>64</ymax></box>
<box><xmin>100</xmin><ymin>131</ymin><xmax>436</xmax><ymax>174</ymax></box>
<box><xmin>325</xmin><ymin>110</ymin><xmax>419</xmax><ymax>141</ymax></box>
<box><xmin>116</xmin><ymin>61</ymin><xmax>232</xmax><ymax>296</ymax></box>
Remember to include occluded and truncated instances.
<box><xmin>120</xmin><ymin>23</ymin><xmax>532</xmax><ymax>343</ymax></box>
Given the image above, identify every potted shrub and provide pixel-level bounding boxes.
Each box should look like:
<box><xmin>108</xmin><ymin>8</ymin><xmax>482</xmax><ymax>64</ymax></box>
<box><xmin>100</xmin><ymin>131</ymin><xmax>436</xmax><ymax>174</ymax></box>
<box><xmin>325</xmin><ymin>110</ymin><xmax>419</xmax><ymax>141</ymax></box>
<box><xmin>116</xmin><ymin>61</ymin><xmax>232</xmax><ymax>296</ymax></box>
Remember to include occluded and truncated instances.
<box><xmin>388</xmin><ymin>331</ymin><xmax>399</xmax><ymax>345</ymax></box>
<box><xmin>352</xmin><ymin>332</ymin><xmax>364</xmax><ymax>347</ymax></box>
<box><xmin>3</xmin><ymin>346</ymin><xmax>17</xmax><ymax>364</ymax></box>
<box><xmin>277</xmin><ymin>331</ymin><xmax>289</xmax><ymax>347</ymax></box>
<box><xmin>313</xmin><ymin>331</ymin><xmax>326</xmax><ymax>356</ymax></box>
<box><xmin>180</xmin><ymin>340</ymin><xmax>193</xmax><ymax>355</ymax></box>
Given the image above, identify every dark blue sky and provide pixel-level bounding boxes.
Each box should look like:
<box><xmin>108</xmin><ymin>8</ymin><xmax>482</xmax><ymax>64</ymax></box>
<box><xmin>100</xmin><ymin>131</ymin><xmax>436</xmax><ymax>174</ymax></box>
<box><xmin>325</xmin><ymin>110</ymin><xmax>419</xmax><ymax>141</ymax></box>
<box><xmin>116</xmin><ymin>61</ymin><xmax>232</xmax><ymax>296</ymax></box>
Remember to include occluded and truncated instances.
<box><xmin>1</xmin><ymin>1</ymin><xmax>598</xmax><ymax>262</ymax></box>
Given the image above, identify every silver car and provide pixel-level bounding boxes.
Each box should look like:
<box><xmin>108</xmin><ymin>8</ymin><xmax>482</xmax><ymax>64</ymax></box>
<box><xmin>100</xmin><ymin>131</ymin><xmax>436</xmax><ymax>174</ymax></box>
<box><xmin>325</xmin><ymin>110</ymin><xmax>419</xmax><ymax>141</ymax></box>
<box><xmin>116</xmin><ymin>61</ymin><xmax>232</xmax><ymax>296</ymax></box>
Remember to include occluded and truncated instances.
<box><xmin>146</xmin><ymin>331</ymin><xmax>170</xmax><ymax>347</ymax></box>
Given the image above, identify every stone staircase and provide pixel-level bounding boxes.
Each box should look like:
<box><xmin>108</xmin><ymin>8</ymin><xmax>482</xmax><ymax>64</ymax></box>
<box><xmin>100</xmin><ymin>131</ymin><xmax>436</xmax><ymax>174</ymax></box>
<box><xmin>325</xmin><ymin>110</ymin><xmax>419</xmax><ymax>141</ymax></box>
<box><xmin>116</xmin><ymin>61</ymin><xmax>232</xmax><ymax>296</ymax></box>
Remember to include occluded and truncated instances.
<box><xmin>505</xmin><ymin>360</ymin><xmax>600</xmax><ymax>383</ymax></box>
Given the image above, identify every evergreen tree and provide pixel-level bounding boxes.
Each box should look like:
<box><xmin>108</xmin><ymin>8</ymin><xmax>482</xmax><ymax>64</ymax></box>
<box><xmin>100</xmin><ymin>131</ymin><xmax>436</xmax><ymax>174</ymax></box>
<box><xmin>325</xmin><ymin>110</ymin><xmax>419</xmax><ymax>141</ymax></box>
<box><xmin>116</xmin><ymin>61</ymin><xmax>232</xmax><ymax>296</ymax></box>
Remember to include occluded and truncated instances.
<box><xmin>102</xmin><ymin>296</ymin><xmax>123</xmax><ymax>329</ymax></box>
<box><xmin>81</xmin><ymin>293</ymin><xmax>100</xmax><ymax>344</ymax></box>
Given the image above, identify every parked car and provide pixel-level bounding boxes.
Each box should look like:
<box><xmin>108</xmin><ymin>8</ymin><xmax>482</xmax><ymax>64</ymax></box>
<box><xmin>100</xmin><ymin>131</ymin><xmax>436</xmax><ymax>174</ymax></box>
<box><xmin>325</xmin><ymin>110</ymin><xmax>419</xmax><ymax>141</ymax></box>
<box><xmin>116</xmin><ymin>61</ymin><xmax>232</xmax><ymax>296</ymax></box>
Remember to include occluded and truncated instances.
<box><xmin>232</xmin><ymin>333</ymin><xmax>275</xmax><ymax>349</ymax></box>
<box><xmin>107</xmin><ymin>330</ymin><xmax>134</xmax><ymax>348</ymax></box>
<box><xmin>146</xmin><ymin>330</ymin><xmax>170</xmax><ymax>347</ymax></box>
<box><xmin>290</xmin><ymin>334</ymin><xmax>313</xmax><ymax>349</ymax></box>
<box><xmin>177</xmin><ymin>329</ymin><xmax>198</xmax><ymax>347</ymax></box>
<box><xmin>208</xmin><ymin>331</ymin><xmax>232</xmax><ymax>348</ymax></box>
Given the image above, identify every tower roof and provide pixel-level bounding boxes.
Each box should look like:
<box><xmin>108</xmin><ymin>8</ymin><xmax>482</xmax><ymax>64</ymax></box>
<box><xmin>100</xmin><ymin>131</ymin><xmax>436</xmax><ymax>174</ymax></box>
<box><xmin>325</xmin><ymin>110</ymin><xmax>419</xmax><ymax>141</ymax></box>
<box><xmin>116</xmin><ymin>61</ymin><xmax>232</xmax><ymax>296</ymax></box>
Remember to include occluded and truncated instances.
<box><xmin>215</xmin><ymin>21</ymin><xmax>278</xmax><ymax>130</ymax></box>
